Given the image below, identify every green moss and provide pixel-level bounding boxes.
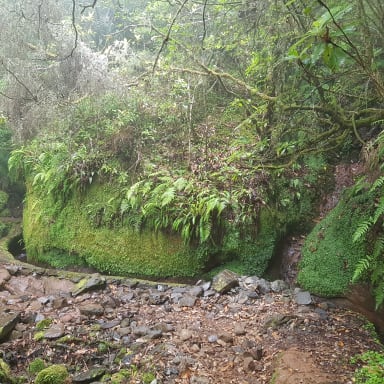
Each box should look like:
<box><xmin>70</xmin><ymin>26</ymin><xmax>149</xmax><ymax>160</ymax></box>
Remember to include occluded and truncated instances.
<box><xmin>297</xmin><ymin>189</ymin><xmax>371</xmax><ymax>296</ymax></box>
<box><xmin>28</xmin><ymin>358</ymin><xmax>46</xmax><ymax>375</ymax></box>
<box><xmin>33</xmin><ymin>331</ymin><xmax>45</xmax><ymax>341</ymax></box>
<box><xmin>36</xmin><ymin>319</ymin><xmax>53</xmax><ymax>331</ymax></box>
<box><xmin>34</xmin><ymin>365</ymin><xmax>68</xmax><ymax>384</ymax></box>
<box><xmin>0</xmin><ymin>191</ymin><xmax>8</xmax><ymax>211</ymax></box>
<box><xmin>110</xmin><ymin>369</ymin><xmax>131</xmax><ymax>383</ymax></box>
<box><xmin>0</xmin><ymin>358</ymin><xmax>15</xmax><ymax>383</ymax></box>
<box><xmin>23</xmin><ymin>182</ymin><xmax>207</xmax><ymax>278</ymax></box>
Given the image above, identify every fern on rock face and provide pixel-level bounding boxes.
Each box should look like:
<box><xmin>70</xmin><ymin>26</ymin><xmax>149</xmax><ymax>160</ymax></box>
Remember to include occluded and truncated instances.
<box><xmin>353</xmin><ymin>133</ymin><xmax>384</xmax><ymax>309</ymax></box>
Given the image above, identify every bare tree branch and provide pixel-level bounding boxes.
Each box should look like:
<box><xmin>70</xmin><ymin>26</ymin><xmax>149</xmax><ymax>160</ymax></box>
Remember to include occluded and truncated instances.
<box><xmin>0</xmin><ymin>60</ymin><xmax>38</xmax><ymax>102</ymax></box>
<box><xmin>80</xmin><ymin>0</ymin><xmax>98</xmax><ymax>14</ymax></box>
<box><xmin>152</xmin><ymin>0</ymin><xmax>190</xmax><ymax>73</ymax></box>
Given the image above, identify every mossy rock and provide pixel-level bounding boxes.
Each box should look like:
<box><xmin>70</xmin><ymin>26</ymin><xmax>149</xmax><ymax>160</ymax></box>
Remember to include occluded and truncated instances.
<box><xmin>23</xmin><ymin>182</ymin><xmax>206</xmax><ymax>278</ymax></box>
<box><xmin>297</xmin><ymin>188</ymin><xmax>372</xmax><ymax>297</ymax></box>
<box><xmin>34</xmin><ymin>365</ymin><xmax>69</xmax><ymax>384</ymax></box>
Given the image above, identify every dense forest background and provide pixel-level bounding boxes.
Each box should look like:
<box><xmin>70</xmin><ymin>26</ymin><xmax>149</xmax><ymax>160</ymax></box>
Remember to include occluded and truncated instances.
<box><xmin>0</xmin><ymin>0</ymin><xmax>384</xmax><ymax>308</ymax></box>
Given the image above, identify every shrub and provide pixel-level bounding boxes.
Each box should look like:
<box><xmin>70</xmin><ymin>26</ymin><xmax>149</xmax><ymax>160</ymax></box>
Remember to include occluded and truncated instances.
<box><xmin>352</xmin><ymin>351</ymin><xmax>384</xmax><ymax>384</ymax></box>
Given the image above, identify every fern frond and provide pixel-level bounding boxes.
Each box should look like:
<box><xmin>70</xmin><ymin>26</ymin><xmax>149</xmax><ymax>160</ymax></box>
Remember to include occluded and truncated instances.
<box><xmin>161</xmin><ymin>187</ymin><xmax>176</xmax><ymax>207</ymax></box>
<box><xmin>353</xmin><ymin>219</ymin><xmax>373</xmax><ymax>243</ymax></box>
<box><xmin>352</xmin><ymin>255</ymin><xmax>373</xmax><ymax>282</ymax></box>
<box><xmin>370</xmin><ymin>176</ymin><xmax>384</xmax><ymax>193</ymax></box>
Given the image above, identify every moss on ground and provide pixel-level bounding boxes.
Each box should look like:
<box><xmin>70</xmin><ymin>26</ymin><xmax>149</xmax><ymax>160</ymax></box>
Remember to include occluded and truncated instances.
<box><xmin>297</xmin><ymin>188</ymin><xmax>372</xmax><ymax>296</ymax></box>
<box><xmin>34</xmin><ymin>365</ymin><xmax>68</xmax><ymax>384</ymax></box>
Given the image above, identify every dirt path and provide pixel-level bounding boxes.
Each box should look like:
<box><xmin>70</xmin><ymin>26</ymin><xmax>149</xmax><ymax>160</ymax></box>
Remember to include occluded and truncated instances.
<box><xmin>0</xmin><ymin>261</ymin><xmax>382</xmax><ymax>384</ymax></box>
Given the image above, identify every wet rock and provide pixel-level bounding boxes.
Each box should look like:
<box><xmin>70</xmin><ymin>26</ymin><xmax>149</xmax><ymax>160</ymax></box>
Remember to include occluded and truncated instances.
<box><xmin>211</xmin><ymin>269</ymin><xmax>239</xmax><ymax>294</ymax></box>
<box><xmin>72</xmin><ymin>367</ymin><xmax>105</xmax><ymax>383</ymax></box>
<box><xmin>71</xmin><ymin>274</ymin><xmax>106</xmax><ymax>297</ymax></box>
<box><xmin>79</xmin><ymin>303</ymin><xmax>104</xmax><ymax>316</ymax></box>
<box><xmin>295</xmin><ymin>290</ymin><xmax>312</xmax><ymax>305</ymax></box>
<box><xmin>0</xmin><ymin>312</ymin><xmax>20</xmax><ymax>342</ymax></box>
<box><xmin>44</xmin><ymin>323</ymin><xmax>65</xmax><ymax>339</ymax></box>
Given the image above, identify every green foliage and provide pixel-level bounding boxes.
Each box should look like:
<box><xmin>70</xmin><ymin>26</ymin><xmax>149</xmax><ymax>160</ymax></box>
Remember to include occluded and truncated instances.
<box><xmin>28</xmin><ymin>359</ymin><xmax>46</xmax><ymax>375</ymax></box>
<box><xmin>352</xmin><ymin>132</ymin><xmax>384</xmax><ymax>309</ymax></box>
<box><xmin>34</xmin><ymin>365</ymin><xmax>68</xmax><ymax>384</ymax></box>
<box><xmin>352</xmin><ymin>351</ymin><xmax>384</xmax><ymax>384</ymax></box>
<box><xmin>0</xmin><ymin>358</ymin><xmax>16</xmax><ymax>384</ymax></box>
<box><xmin>36</xmin><ymin>318</ymin><xmax>53</xmax><ymax>331</ymax></box>
<box><xmin>298</xmin><ymin>189</ymin><xmax>371</xmax><ymax>296</ymax></box>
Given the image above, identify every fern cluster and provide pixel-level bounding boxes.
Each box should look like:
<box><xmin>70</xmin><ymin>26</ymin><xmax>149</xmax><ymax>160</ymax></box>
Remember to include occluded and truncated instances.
<box><xmin>353</xmin><ymin>133</ymin><xmax>384</xmax><ymax>309</ymax></box>
<box><xmin>120</xmin><ymin>170</ymin><xmax>257</xmax><ymax>245</ymax></box>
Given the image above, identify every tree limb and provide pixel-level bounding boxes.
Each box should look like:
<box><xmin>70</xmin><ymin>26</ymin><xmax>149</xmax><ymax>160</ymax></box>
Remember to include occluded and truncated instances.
<box><xmin>152</xmin><ymin>0</ymin><xmax>190</xmax><ymax>73</ymax></box>
<box><xmin>80</xmin><ymin>0</ymin><xmax>98</xmax><ymax>14</ymax></box>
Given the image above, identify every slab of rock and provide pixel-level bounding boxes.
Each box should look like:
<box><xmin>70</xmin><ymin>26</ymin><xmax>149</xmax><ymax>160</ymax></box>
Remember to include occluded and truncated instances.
<box><xmin>270</xmin><ymin>279</ymin><xmax>289</xmax><ymax>292</ymax></box>
<box><xmin>79</xmin><ymin>303</ymin><xmax>104</xmax><ymax>316</ymax></box>
<box><xmin>295</xmin><ymin>290</ymin><xmax>312</xmax><ymax>305</ymax></box>
<box><xmin>211</xmin><ymin>269</ymin><xmax>239</xmax><ymax>294</ymax></box>
<box><xmin>0</xmin><ymin>312</ymin><xmax>20</xmax><ymax>342</ymax></box>
<box><xmin>44</xmin><ymin>323</ymin><xmax>65</xmax><ymax>339</ymax></box>
<box><xmin>71</xmin><ymin>274</ymin><xmax>106</xmax><ymax>296</ymax></box>
<box><xmin>178</xmin><ymin>295</ymin><xmax>197</xmax><ymax>307</ymax></box>
<box><xmin>72</xmin><ymin>367</ymin><xmax>105</xmax><ymax>383</ymax></box>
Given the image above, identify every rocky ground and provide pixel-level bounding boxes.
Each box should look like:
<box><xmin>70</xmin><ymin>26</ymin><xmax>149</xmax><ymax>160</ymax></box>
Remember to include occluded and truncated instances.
<box><xmin>0</xmin><ymin>261</ymin><xmax>383</xmax><ymax>384</ymax></box>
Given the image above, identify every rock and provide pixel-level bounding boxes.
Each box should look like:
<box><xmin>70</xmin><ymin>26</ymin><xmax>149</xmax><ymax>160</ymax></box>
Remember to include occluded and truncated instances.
<box><xmin>71</xmin><ymin>274</ymin><xmax>106</xmax><ymax>297</ymax></box>
<box><xmin>44</xmin><ymin>323</ymin><xmax>65</xmax><ymax>339</ymax></box>
<box><xmin>72</xmin><ymin>367</ymin><xmax>105</xmax><ymax>383</ymax></box>
<box><xmin>234</xmin><ymin>323</ymin><xmax>246</xmax><ymax>336</ymax></box>
<box><xmin>243</xmin><ymin>356</ymin><xmax>256</xmax><ymax>371</ymax></box>
<box><xmin>188</xmin><ymin>286</ymin><xmax>204</xmax><ymax>297</ymax></box>
<box><xmin>211</xmin><ymin>269</ymin><xmax>239</xmax><ymax>294</ymax></box>
<box><xmin>263</xmin><ymin>314</ymin><xmax>295</xmax><ymax>330</ymax></box>
<box><xmin>190</xmin><ymin>376</ymin><xmax>210</xmax><ymax>384</ymax></box>
<box><xmin>79</xmin><ymin>303</ymin><xmax>104</xmax><ymax>316</ymax></box>
<box><xmin>207</xmin><ymin>334</ymin><xmax>218</xmax><ymax>343</ymax></box>
<box><xmin>218</xmin><ymin>332</ymin><xmax>234</xmax><ymax>344</ymax></box>
<box><xmin>270</xmin><ymin>280</ymin><xmax>289</xmax><ymax>292</ymax></box>
<box><xmin>295</xmin><ymin>290</ymin><xmax>312</xmax><ymax>305</ymax></box>
<box><xmin>0</xmin><ymin>312</ymin><xmax>20</xmax><ymax>342</ymax></box>
<box><xmin>0</xmin><ymin>268</ymin><xmax>11</xmax><ymax>287</ymax></box>
<box><xmin>178</xmin><ymin>295</ymin><xmax>197</xmax><ymax>307</ymax></box>
<box><xmin>178</xmin><ymin>328</ymin><xmax>194</xmax><ymax>341</ymax></box>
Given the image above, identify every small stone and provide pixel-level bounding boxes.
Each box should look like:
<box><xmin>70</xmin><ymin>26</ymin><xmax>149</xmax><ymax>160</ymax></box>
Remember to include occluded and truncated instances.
<box><xmin>179</xmin><ymin>328</ymin><xmax>193</xmax><ymax>341</ymax></box>
<box><xmin>52</xmin><ymin>297</ymin><xmax>68</xmax><ymax>309</ymax></box>
<box><xmin>131</xmin><ymin>325</ymin><xmax>151</xmax><ymax>336</ymax></box>
<box><xmin>178</xmin><ymin>295</ymin><xmax>196</xmax><ymax>307</ymax></box>
<box><xmin>190</xmin><ymin>376</ymin><xmax>210</xmax><ymax>384</ymax></box>
<box><xmin>0</xmin><ymin>312</ymin><xmax>20</xmax><ymax>342</ymax></box>
<box><xmin>79</xmin><ymin>303</ymin><xmax>104</xmax><ymax>316</ymax></box>
<box><xmin>188</xmin><ymin>286</ymin><xmax>204</xmax><ymax>297</ymax></box>
<box><xmin>71</xmin><ymin>274</ymin><xmax>106</xmax><ymax>297</ymax></box>
<box><xmin>44</xmin><ymin>323</ymin><xmax>65</xmax><ymax>339</ymax></box>
<box><xmin>243</xmin><ymin>356</ymin><xmax>256</xmax><ymax>371</ymax></box>
<box><xmin>219</xmin><ymin>332</ymin><xmax>234</xmax><ymax>344</ymax></box>
<box><xmin>295</xmin><ymin>291</ymin><xmax>312</xmax><ymax>305</ymax></box>
<box><xmin>207</xmin><ymin>334</ymin><xmax>218</xmax><ymax>343</ymax></box>
<box><xmin>234</xmin><ymin>323</ymin><xmax>246</xmax><ymax>336</ymax></box>
<box><xmin>270</xmin><ymin>280</ymin><xmax>289</xmax><ymax>292</ymax></box>
<box><xmin>72</xmin><ymin>367</ymin><xmax>105</xmax><ymax>383</ymax></box>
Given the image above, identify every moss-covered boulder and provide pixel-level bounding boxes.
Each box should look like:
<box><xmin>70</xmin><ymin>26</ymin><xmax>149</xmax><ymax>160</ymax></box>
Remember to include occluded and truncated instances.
<box><xmin>34</xmin><ymin>364</ymin><xmax>69</xmax><ymax>384</ymax></box>
<box><xmin>23</xmin><ymin>182</ymin><xmax>208</xmax><ymax>278</ymax></box>
<box><xmin>297</xmin><ymin>188</ymin><xmax>372</xmax><ymax>297</ymax></box>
